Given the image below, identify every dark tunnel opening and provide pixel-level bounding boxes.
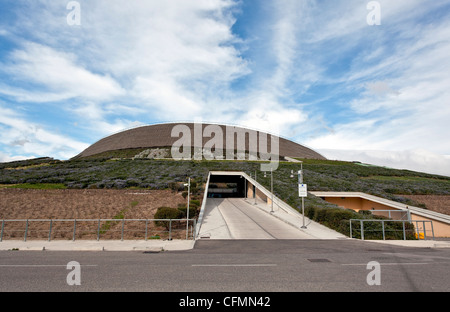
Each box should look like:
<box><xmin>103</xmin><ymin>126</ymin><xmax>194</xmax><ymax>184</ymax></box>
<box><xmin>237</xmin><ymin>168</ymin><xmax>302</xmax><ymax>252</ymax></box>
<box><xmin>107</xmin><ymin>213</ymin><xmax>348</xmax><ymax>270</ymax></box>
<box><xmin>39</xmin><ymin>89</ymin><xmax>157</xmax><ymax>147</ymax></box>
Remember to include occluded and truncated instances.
<box><xmin>207</xmin><ymin>174</ymin><xmax>247</xmax><ymax>198</ymax></box>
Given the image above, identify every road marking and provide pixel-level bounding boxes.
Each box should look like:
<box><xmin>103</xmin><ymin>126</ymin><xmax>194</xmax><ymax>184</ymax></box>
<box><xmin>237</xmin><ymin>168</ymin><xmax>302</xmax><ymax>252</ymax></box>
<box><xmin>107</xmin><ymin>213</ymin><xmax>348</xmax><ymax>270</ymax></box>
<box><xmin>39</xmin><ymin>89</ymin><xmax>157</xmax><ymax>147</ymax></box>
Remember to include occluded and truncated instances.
<box><xmin>341</xmin><ymin>263</ymin><xmax>428</xmax><ymax>266</ymax></box>
<box><xmin>192</xmin><ymin>264</ymin><xmax>277</xmax><ymax>267</ymax></box>
<box><xmin>0</xmin><ymin>264</ymin><xmax>98</xmax><ymax>267</ymax></box>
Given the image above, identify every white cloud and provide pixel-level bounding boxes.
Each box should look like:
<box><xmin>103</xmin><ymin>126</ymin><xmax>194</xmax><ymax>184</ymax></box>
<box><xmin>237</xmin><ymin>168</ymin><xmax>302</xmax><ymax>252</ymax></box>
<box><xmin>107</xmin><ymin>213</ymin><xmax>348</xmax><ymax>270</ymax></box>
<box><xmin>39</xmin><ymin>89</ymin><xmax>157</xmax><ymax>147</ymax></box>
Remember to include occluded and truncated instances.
<box><xmin>1</xmin><ymin>0</ymin><xmax>449</xmax><ymax>164</ymax></box>
<box><xmin>3</xmin><ymin>42</ymin><xmax>125</xmax><ymax>101</ymax></box>
<box><xmin>320</xmin><ymin>148</ymin><xmax>450</xmax><ymax>177</ymax></box>
<box><xmin>0</xmin><ymin>152</ymin><xmax>33</xmax><ymax>163</ymax></box>
<box><xmin>0</xmin><ymin>0</ymin><xmax>253</xmax><ymax>154</ymax></box>
<box><xmin>0</xmin><ymin>103</ymin><xmax>89</xmax><ymax>160</ymax></box>
<box><xmin>301</xmin><ymin>1</ymin><xmax>450</xmax><ymax>166</ymax></box>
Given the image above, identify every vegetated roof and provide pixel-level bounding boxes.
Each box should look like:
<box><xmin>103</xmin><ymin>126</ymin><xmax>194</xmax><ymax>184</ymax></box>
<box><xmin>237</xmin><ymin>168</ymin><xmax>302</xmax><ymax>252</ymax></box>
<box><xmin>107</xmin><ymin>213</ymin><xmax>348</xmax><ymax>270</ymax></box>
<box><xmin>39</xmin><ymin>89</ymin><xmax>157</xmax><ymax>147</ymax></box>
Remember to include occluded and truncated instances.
<box><xmin>74</xmin><ymin>122</ymin><xmax>326</xmax><ymax>160</ymax></box>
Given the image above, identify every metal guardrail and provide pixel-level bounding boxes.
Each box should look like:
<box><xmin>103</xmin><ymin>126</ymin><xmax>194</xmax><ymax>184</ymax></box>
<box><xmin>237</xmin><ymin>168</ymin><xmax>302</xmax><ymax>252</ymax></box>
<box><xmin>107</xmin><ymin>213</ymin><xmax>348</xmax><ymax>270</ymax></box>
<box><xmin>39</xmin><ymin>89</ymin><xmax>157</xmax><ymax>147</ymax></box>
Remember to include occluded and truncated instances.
<box><xmin>350</xmin><ymin>219</ymin><xmax>434</xmax><ymax>241</ymax></box>
<box><xmin>367</xmin><ymin>209</ymin><xmax>411</xmax><ymax>221</ymax></box>
<box><xmin>0</xmin><ymin>218</ymin><xmax>196</xmax><ymax>242</ymax></box>
<box><xmin>411</xmin><ymin>220</ymin><xmax>435</xmax><ymax>240</ymax></box>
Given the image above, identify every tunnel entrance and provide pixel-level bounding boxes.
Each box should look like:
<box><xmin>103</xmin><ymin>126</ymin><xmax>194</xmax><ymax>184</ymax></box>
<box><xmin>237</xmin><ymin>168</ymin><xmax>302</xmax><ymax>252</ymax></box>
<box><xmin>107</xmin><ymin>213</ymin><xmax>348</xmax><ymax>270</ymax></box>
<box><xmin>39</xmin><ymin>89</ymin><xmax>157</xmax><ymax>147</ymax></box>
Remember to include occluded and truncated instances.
<box><xmin>207</xmin><ymin>174</ymin><xmax>246</xmax><ymax>198</ymax></box>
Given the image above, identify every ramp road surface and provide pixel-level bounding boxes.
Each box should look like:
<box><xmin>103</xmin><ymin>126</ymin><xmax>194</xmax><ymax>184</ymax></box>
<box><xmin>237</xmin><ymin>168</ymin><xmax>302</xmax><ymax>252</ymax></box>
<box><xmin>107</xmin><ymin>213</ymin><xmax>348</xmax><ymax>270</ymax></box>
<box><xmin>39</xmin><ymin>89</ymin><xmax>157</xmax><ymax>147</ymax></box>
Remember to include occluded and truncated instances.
<box><xmin>198</xmin><ymin>198</ymin><xmax>313</xmax><ymax>239</ymax></box>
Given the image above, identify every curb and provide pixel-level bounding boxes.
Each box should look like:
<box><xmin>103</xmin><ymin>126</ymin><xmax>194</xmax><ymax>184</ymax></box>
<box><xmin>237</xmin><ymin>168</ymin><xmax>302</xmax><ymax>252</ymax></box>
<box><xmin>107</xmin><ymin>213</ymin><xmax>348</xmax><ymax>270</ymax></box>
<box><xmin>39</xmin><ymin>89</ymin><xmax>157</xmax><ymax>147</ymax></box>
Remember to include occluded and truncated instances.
<box><xmin>0</xmin><ymin>240</ymin><xmax>196</xmax><ymax>251</ymax></box>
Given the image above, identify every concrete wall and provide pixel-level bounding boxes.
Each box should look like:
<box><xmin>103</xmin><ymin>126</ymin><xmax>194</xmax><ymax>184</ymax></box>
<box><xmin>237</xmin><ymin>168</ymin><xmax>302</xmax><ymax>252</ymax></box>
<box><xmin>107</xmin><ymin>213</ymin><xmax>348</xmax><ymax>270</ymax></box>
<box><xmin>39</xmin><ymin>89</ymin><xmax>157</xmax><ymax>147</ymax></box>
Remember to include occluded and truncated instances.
<box><xmin>410</xmin><ymin>214</ymin><xmax>450</xmax><ymax>238</ymax></box>
<box><xmin>247</xmin><ymin>181</ymin><xmax>267</xmax><ymax>203</ymax></box>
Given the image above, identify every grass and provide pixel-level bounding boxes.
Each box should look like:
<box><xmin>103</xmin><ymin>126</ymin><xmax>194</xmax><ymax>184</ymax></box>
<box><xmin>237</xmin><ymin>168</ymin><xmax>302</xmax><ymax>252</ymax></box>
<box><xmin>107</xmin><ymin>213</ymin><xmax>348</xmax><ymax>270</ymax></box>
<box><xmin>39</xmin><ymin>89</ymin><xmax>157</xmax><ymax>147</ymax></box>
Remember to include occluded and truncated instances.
<box><xmin>1</xmin><ymin>156</ymin><xmax>449</xmax><ymax>239</ymax></box>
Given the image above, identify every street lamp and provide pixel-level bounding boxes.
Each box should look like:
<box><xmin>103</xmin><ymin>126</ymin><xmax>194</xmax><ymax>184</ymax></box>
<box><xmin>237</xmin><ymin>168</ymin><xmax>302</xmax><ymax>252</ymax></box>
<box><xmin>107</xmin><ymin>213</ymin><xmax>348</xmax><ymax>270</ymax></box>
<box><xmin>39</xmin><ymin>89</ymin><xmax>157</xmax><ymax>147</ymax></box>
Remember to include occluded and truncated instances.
<box><xmin>183</xmin><ymin>178</ymin><xmax>190</xmax><ymax>240</ymax></box>
<box><xmin>291</xmin><ymin>161</ymin><xmax>307</xmax><ymax>229</ymax></box>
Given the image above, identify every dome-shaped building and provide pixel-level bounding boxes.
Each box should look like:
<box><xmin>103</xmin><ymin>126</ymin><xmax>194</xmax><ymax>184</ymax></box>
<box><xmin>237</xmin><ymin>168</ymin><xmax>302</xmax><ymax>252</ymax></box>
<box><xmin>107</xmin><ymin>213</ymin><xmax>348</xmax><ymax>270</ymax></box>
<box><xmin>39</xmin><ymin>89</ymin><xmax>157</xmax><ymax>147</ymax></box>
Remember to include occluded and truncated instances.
<box><xmin>74</xmin><ymin>122</ymin><xmax>326</xmax><ymax>161</ymax></box>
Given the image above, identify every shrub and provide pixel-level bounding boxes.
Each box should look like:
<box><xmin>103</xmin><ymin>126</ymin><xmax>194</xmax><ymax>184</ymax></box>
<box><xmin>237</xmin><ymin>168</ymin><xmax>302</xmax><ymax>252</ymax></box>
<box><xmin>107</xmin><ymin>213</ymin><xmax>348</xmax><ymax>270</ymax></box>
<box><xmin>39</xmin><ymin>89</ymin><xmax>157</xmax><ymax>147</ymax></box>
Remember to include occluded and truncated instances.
<box><xmin>177</xmin><ymin>201</ymin><xmax>199</xmax><ymax>218</ymax></box>
<box><xmin>154</xmin><ymin>207</ymin><xmax>184</xmax><ymax>230</ymax></box>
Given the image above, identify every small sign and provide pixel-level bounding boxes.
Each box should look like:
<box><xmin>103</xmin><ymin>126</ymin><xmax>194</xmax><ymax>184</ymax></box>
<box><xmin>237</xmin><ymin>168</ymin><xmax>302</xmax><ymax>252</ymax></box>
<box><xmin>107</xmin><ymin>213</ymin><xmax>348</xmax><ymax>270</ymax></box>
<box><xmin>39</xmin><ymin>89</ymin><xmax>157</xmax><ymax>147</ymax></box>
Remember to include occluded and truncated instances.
<box><xmin>299</xmin><ymin>184</ymin><xmax>307</xmax><ymax>197</ymax></box>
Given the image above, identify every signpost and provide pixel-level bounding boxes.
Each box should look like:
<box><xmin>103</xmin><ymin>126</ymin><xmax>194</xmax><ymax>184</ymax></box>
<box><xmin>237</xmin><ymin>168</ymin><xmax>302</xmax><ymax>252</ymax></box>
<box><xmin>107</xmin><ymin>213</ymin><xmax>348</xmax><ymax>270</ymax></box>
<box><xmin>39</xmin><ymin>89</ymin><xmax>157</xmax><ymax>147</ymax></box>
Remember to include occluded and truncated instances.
<box><xmin>298</xmin><ymin>184</ymin><xmax>307</xmax><ymax>198</ymax></box>
<box><xmin>298</xmin><ymin>166</ymin><xmax>307</xmax><ymax>229</ymax></box>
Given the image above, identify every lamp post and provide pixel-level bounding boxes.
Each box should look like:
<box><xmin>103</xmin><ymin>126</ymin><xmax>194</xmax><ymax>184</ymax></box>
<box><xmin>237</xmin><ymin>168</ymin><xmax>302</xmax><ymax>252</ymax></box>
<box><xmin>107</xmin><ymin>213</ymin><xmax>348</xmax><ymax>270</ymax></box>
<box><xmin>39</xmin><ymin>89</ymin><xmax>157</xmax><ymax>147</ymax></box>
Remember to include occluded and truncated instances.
<box><xmin>184</xmin><ymin>178</ymin><xmax>190</xmax><ymax>240</ymax></box>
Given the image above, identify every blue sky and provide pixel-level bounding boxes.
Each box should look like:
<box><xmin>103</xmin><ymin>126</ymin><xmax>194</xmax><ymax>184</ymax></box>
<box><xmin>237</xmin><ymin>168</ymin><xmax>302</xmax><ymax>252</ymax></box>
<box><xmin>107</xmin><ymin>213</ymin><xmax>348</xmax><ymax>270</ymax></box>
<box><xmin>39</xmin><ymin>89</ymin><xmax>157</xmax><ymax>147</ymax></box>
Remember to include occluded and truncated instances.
<box><xmin>1</xmin><ymin>0</ymin><xmax>450</xmax><ymax>176</ymax></box>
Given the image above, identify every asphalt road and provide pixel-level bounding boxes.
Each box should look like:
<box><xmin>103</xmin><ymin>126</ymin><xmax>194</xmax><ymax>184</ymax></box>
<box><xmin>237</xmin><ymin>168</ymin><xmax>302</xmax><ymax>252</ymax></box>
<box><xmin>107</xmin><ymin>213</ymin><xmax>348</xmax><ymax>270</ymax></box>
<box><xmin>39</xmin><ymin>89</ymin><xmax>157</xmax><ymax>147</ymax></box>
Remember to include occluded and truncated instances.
<box><xmin>0</xmin><ymin>239</ymin><xmax>449</xmax><ymax>294</ymax></box>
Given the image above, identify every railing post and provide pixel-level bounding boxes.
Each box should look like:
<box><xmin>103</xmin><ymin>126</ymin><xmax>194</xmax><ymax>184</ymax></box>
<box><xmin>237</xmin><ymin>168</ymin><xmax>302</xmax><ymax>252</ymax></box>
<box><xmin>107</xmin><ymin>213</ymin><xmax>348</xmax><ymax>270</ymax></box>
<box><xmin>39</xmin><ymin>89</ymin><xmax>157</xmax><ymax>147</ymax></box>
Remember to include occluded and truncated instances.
<box><xmin>121</xmin><ymin>219</ymin><xmax>125</xmax><ymax>241</ymax></box>
<box><xmin>73</xmin><ymin>219</ymin><xmax>77</xmax><ymax>241</ymax></box>
<box><xmin>48</xmin><ymin>220</ymin><xmax>53</xmax><ymax>242</ymax></box>
<box><xmin>402</xmin><ymin>221</ymin><xmax>406</xmax><ymax>240</ymax></box>
<box><xmin>97</xmin><ymin>219</ymin><xmax>101</xmax><ymax>241</ymax></box>
<box><xmin>24</xmin><ymin>219</ymin><xmax>29</xmax><ymax>242</ymax></box>
<box><xmin>193</xmin><ymin>219</ymin><xmax>197</xmax><ymax>240</ymax></box>
<box><xmin>422</xmin><ymin>221</ymin><xmax>427</xmax><ymax>240</ymax></box>
<box><xmin>1</xmin><ymin>220</ymin><xmax>4</xmax><ymax>242</ymax></box>
<box><xmin>382</xmin><ymin>220</ymin><xmax>385</xmax><ymax>240</ymax></box>
<box><xmin>431</xmin><ymin>221</ymin><xmax>435</xmax><ymax>240</ymax></box>
<box><xmin>169</xmin><ymin>219</ymin><xmax>172</xmax><ymax>241</ymax></box>
<box><xmin>360</xmin><ymin>220</ymin><xmax>364</xmax><ymax>240</ymax></box>
<box><xmin>145</xmin><ymin>219</ymin><xmax>148</xmax><ymax>241</ymax></box>
<box><xmin>349</xmin><ymin>220</ymin><xmax>352</xmax><ymax>239</ymax></box>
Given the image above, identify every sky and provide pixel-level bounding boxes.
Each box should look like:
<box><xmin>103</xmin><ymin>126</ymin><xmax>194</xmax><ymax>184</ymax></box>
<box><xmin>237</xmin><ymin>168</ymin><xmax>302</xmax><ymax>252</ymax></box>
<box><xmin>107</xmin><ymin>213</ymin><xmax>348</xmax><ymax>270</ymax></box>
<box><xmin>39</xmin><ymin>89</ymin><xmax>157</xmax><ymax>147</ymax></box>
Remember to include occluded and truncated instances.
<box><xmin>1</xmin><ymin>0</ymin><xmax>450</xmax><ymax>176</ymax></box>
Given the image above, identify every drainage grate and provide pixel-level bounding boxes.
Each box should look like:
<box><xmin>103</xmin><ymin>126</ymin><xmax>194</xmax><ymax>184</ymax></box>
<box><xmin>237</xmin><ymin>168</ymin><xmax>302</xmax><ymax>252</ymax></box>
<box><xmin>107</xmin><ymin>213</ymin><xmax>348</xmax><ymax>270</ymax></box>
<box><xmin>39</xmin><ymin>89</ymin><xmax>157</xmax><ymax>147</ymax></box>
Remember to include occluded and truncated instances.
<box><xmin>307</xmin><ymin>259</ymin><xmax>331</xmax><ymax>263</ymax></box>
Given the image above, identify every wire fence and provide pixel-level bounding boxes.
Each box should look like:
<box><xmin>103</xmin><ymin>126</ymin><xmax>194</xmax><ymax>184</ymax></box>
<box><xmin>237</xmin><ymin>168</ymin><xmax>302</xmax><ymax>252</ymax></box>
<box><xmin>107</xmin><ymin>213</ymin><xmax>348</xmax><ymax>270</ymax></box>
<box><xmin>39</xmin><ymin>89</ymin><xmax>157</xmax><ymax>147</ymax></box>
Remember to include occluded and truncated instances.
<box><xmin>0</xmin><ymin>219</ymin><xmax>196</xmax><ymax>242</ymax></box>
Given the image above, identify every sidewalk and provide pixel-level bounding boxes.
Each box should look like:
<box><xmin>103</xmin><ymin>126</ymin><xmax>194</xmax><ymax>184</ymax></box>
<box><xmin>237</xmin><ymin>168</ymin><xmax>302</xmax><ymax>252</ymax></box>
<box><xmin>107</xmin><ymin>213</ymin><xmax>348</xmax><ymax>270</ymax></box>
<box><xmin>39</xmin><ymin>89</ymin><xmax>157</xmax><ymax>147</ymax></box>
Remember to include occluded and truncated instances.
<box><xmin>1</xmin><ymin>237</ymin><xmax>448</xmax><ymax>251</ymax></box>
<box><xmin>0</xmin><ymin>239</ymin><xmax>196</xmax><ymax>251</ymax></box>
<box><xmin>367</xmin><ymin>239</ymin><xmax>450</xmax><ymax>248</ymax></box>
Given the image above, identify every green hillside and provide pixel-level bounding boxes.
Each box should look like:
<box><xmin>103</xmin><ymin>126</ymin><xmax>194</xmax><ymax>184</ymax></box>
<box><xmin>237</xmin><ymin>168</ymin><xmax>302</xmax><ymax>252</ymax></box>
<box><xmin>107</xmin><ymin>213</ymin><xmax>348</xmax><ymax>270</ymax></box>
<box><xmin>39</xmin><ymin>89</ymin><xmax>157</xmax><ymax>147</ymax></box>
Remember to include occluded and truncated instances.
<box><xmin>1</xmin><ymin>156</ymin><xmax>449</xmax><ymax>239</ymax></box>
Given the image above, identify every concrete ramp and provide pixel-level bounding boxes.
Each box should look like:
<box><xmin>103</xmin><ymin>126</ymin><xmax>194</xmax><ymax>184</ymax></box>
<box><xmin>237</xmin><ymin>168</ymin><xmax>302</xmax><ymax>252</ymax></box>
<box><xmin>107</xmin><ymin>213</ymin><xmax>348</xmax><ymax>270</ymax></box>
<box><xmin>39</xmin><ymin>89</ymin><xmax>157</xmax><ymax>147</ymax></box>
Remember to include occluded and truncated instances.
<box><xmin>198</xmin><ymin>198</ymin><xmax>314</xmax><ymax>239</ymax></box>
<box><xmin>195</xmin><ymin>171</ymin><xmax>347</xmax><ymax>240</ymax></box>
